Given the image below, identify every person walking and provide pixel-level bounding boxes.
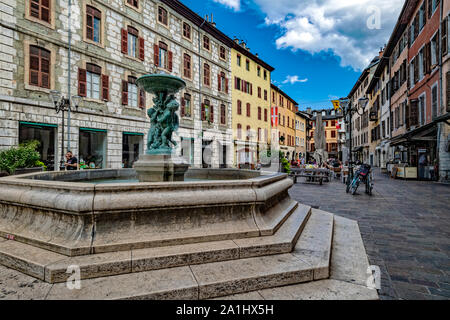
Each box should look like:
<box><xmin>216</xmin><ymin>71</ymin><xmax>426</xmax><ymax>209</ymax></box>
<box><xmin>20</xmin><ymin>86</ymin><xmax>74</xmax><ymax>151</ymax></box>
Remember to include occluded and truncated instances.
<box><xmin>65</xmin><ymin>151</ymin><xmax>78</xmax><ymax>170</ymax></box>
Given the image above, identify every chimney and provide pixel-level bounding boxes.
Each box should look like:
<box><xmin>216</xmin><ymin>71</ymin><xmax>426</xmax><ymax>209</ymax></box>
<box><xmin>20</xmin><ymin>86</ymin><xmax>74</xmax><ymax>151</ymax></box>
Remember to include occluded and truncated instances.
<box><xmin>210</xmin><ymin>13</ymin><xmax>216</xmax><ymax>27</ymax></box>
<box><xmin>306</xmin><ymin>107</ymin><xmax>312</xmax><ymax>114</ymax></box>
<box><xmin>233</xmin><ymin>37</ymin><xmax>239</xmax><ymax>44</ymax></box>
<box><xmin>379</xmin><ymin>46</ymin><xmax>384</xmax><ymax>58</ymax></box>
<box><xmin>255</xmin><ymin>53</ymin><xmax>259</xmax><ymax>58</ymax></box>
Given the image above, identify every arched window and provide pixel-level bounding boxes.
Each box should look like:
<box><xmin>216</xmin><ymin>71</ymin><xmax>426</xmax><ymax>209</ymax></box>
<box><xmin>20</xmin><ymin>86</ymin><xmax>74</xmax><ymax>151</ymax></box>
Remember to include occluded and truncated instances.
<box><xmin>237</xmin><ymin>124</ymin><xmax>242</xmax><ymax>139</ymax></box>
<box><xmin>246</xmin><ymin>103</ymin><xmax>250</xmax><ymax>117</ymax></box>
<box><xmin>257</xmin><ymin>107</ymin><xmax>261</xmax><ymax>120</ymax></box>
<box><xmin>237</xmin><ymin>100</ymin><xmax>242</xmax><ymax>115</ymax></box>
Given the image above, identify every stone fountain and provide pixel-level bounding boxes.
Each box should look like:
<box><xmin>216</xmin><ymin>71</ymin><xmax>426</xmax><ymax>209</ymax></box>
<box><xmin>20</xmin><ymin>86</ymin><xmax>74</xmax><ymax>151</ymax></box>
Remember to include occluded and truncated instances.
<box><xmin>133</xmin><ymin>74</ymin><xmax>189</xmax><ymax>182</ymax></box>
<box><xmin>0</xmin><ymin>74</ymin><xmax>375</xmax><ymax>300</ymax></box>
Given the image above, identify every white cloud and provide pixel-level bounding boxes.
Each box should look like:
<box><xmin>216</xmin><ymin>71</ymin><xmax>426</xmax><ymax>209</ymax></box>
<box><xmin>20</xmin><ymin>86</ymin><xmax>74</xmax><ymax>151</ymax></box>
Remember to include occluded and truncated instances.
<box><xmin>254</xmin><ymin>0</ymin><xmax>404</xmax><ymax>71</ymax></box>
<box><xmin>213</xmin><ymin>0</ymin><xmax>240</xmax><ymax>11</ymax></box>
<box><xmin>282</xmin><ymin>75</ymin><xmax>308</xmax><ymax>84</ymax></box>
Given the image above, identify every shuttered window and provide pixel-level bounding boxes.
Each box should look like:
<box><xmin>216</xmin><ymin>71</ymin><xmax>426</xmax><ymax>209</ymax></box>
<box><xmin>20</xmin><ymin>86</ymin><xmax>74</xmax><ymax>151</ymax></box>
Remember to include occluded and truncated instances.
<box><xmin>86</xmin><ymin>63</ymin><xmax>101</xmax><ymax>100</ymax></box>
<box><xmin>183</xmin><ymin>53</ymin><xmax>191</xmax><ymax>78</ymax></box>
<box><xmin>237</xmin><ymin>100</ymin><xmax>242</xmax><ymax>115</ymax></box>
<box><xmin>257</xmin><ymin>107</ymin><xmax>261</xmax><ymax>120</ymax></box>
<box><xmin>122</xmin><ymin>26</ymin><xmax>144</xmax><ymax>61</ymax></box>
<box><xmin>237</xmin><ymin>124</ymin><xmax>242</xmax><ymax>139</ymax></box>
<box><xmin>203</xmin><ymin>64</ymin><xmax>210</xmax><ymax>86</ymax></box>
<box><xmin>127</xmin><ymin>0</ymin><xmax>138</xmax><ymax>8</ymax></box>
<box><xmin>158</xmin><ymin>6</ymin><xmax>168</xmax><ymax>25</ymax></box>
<box><xmin>264</xmin><ymin>109</ymin><xmax>267</xmax><ymax>122</ymax></box>
<box><xmin>203</xmin><ymin>36</ymin><xmax>210</xmax><ymax>51</ymax></box>
<box><xmin>183</xmin><ymin>23</ymin><xmax>191</xmax><ymax>39</ymax></box>
<box><xmin>219</xmin><ymin>46</ymin><xmax>226</xmax><ymax>60</ymax></box>
<box><xmin>246</xmin><ymin>103</ymin><xmax>250</xmax><ymax>117</ymax></box>
<box><xmin>86</xmin><ymin>6</ymin><xmax>101</xmax><ymax>43</ymax></box>
<box><xmin>220</xmin><ymin>104</ymin><xmax>226</xmax><ymax>125</ymax></box>
<box><xmin>30</xmin><ymin>0</ymin><xmax>50</xmax><ymax>23</ymax></box>
<box><xmin>29</xmin><ymin>45</ymin><xmax>50</xmax><ymax>88</ymax></box>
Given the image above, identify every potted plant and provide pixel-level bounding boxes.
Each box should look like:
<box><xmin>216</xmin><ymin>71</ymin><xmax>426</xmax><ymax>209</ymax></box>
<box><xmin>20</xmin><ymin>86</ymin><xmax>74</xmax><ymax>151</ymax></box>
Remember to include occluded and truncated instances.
<box><xmin>0</xmin><ymin>140</ymin><xmax>47</xmax><ymax>176</ymax></box>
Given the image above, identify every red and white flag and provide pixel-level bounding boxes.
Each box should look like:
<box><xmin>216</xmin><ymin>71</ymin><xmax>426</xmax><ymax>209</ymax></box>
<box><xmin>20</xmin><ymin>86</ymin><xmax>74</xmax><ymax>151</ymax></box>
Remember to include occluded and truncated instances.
<box><xmin>271</xmin><ymin>106</ymin><xmax>278</xmax><ymax>127</ymax></box>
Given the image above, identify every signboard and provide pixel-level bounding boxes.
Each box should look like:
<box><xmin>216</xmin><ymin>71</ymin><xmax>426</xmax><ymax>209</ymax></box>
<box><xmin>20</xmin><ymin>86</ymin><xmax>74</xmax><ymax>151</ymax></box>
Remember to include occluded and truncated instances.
<box><xmin>331</xmin><ymin>100</ymin><xmax>340</xmax><ymax>110</ymax></box>
<box><xmin>271</xmin><ymin>106</ymin><xmax>278</xmax><ymax>126</ymax></box>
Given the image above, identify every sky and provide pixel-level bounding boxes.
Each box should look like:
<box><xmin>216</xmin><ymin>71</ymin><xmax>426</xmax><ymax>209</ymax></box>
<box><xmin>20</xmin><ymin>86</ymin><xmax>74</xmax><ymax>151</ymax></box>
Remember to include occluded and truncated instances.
<box><xmin>182</xmin><ymin>0</ymin><xmax>405</xmax><ymax>111</ymax></box>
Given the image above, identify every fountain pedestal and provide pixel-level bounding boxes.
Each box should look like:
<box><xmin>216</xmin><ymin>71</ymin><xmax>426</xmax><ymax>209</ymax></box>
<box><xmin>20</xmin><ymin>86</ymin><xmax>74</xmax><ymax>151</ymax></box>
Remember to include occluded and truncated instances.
<box><xmin>133</xmin><ymin>154</ymin><xmax>189</xmax><ymax>182</ymax></box>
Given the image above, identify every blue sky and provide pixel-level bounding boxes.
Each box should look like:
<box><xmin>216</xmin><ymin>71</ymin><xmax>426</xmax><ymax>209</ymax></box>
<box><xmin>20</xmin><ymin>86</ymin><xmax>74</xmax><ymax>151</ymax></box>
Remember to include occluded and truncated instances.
<box><xmin>182</xmin><ymin>0</ymin><xmax>405</xmax><ymax>110</ymax></box>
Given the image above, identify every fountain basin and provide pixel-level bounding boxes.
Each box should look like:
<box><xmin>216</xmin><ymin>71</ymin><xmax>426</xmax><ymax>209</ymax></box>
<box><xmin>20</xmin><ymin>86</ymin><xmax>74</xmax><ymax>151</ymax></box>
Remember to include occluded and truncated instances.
<box><xmin>136</xmin><ymin>74</ymin><xmax>186</xmax><ymax>95</ymax></box>
<box><xmin>0</xmin><ymin>169</ymin><xmax>293</xmax><ymax>256</ymax></box>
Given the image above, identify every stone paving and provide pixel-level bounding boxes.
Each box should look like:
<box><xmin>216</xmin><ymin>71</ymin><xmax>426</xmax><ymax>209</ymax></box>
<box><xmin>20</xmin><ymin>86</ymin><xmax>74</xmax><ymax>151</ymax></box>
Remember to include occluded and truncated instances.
<box><xmin>288</xmin><ymin>169</ymin><xmax>450</xmax><ymax>300</ymax></box>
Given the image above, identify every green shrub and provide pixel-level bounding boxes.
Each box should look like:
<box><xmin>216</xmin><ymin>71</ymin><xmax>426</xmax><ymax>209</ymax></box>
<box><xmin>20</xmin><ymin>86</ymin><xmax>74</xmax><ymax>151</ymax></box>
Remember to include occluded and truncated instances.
<box><xmin>0</xmin><ymin>140</ymin><xmax>46</xmax><ymax>174</ymax></box>
<box><xmin>281</xmin><ymin>157</ymin><xmax>291</xmax><ymax>174</ymax></box>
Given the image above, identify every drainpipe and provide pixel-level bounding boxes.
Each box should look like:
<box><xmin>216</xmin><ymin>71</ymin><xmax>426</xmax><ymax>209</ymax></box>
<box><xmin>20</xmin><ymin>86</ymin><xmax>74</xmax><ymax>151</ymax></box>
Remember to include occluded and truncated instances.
<box><xmin>67</xmin><ymin>0</ymin><xmax>72</xmax><ymax>151</ymax></box>
<box><xmin>197</xmin><ymin>18</ymin><xmax>206</xmax><ymax>168</ymax></box>
<box><xmin>437</xmin><ymin>0</ymin><xmax>444</xmax><ymax>180</ymax></box>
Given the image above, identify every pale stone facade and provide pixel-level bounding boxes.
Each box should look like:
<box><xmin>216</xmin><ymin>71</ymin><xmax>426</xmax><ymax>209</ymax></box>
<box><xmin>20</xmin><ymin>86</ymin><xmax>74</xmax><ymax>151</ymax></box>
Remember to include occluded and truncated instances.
<box><xmin>0</xmin><ymin>0</ymin><xmax>233</xmax><ymax>170</ymax></box>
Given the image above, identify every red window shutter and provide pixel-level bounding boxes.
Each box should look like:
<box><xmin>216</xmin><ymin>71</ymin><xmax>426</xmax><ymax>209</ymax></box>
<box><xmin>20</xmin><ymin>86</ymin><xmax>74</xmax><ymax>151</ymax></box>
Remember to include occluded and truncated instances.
<box><xmin>225</xmin><ymin>78</ymin><xmax>228</xmax><ymax>93</ymax></box>
<box><xmin>201</xmin><ymin>103</ymin><xmax>205</xmax><ymax>120</ymax></box>
<box><xmin>250</xmin><ymin>83</ymin><xmax>253</xmax><ymax>95</ymax></box>
<box><xmin>139</xmin><ymin>37</ymin><xmax>145</xmax><ymax>61</ymax></box>
<box><xmin>218</xmin><ymin>74</ymin><xmax>221</xmax><ymax>91</ymax></box>
<box><xmin>181</xmin><ymin>98</ymin><xmax>185</xmax><ymax>117</ymax></box>
<box><xmin>78</xmin><ymin>68</ymin><xmax>87</xmax><ymax>97</ymax></box>
<box><xmin>121</xmin><ymin>28</ymin><xmax>128</xmax><ymax>54</ymax></box>
<box><xmin>210</xmin><ymin>105</ymin><xmax>214</xmax><ymax>122</ymax></box>
<box><xmin>234</xmin><ymin>77</ymin><xmax>238</xmax><ymax>89</ymax></box>
<box><xmin>168</xmin><ymin>51</ymin><xmax>173</xmax><ymax>71</ymax></box>
<box><xmin>122</xmin><ymin>80</ymin><xmax>128</xmax><ymax>105</ymax></box>
<box><xmin>153</xmin><ymin>44</ymin><xmax>159</xmax><ymax>67</ymax></box>
<box><xmin>101</xmin><ymin>74</ymin><xmax>109</xmax><ymax>101</ymax></box>
<box><xmin>139</xmin><ymin>89</ymin><xmax>145</xmax><ymax>108</ymax></box>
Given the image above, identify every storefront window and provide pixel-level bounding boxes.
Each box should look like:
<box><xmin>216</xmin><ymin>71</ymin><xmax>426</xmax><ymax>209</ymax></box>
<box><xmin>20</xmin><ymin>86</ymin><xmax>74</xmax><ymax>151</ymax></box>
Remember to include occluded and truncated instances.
<box><xmin>181</xmin><ymin>137</ymin><xmax>194</xmax><ymax>165</ymax></box>
<box><xmin>79</xmin><ymin>128</ymin><xmax>106</xmax><ymax>169</ymax></box>
<box><xmin>122</xmin><ymin>132</ymin><xmax>143</xmax><ymax>168</ymax></box>
<box><xmin>19</xmin><ymin>122</ymin><xmax>56</xmax><ymax>171</ymax></box>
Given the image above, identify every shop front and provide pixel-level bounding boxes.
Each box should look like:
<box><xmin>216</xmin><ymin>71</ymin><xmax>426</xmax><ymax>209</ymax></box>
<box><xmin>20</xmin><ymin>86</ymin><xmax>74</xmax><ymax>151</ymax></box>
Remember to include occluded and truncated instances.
<box><xmin>180</xmin><ymin>137</ymin><xmax>195</xmax><ymax>165</ymax></box>
<box><xmin>18</xmin><ymin>121</ymin><xmax>57</xmax><ymax>171</ymax></box>
<box><xmin>122</xmin><ymin>132</ymin><xmax>143</xmax><ymax>168</ymax></box>
<box><xmin>79</xmin><ymin>128</ymin><xmax>107</xmax><ymax>169</ymax></box>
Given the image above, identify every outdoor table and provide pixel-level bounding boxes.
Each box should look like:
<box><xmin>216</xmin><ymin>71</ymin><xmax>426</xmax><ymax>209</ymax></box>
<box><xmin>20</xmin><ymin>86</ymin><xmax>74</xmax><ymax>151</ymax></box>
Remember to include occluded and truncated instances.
<box><xmin>290</xmin><ymin>168</ymin><xmax>331</xmax><ymax>185</ymax></box>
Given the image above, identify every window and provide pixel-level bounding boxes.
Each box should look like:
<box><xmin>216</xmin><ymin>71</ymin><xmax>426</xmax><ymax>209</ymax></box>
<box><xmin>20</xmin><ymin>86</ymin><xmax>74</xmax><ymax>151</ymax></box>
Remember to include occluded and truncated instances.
<box><xmin>237</xmin><ymin>54</ymin><xmax>241</xmax><ymax>66</ymax></box>
<box><xmin>30</xmin><ymin>0</ymin><xmax>50</xmax><ymax>23</ymax></box>
<box><xmin>127</xmin><ymin>26</ymin><xmax>138</xmax><ymax>58</ymax></box>
<box><xmin>264</xmin><ymin>109</ymin><xmax>267</xmax><ymax>122</ymax></box>
<box><xmin>203</xmin><ymin>35</ymin><xmax>210</xmax><ymax>51</ymax></box>
<box><xmin>181</xmin><ymin>93</ymin><xmax>191</xmax><ymax>117</ymax></box>
<box><xmin>86</xmin><ymin>63</ymin><xmax>101</xmax><ymax>100</ymax></box>
<box><xmin>246</xmin><ymin>126</ymin><xmax>251</xmax><ymax>140</ymax></box>
<box><xmin>257</xmin><ymin>87</ymin><xmax>261</xmax><ymax>98</ymax></box>
<box><xmin>153</xmin><ymin>41</ymin><xmax>172</xmax><ymax>71</ymax></box>
<box><xmin>219</xmin><ymin>46</ymin><xmax>226</xmax><ymax>60</ymax></box>
<box><xmin>246</xmin><ymin>103</ymin><xmax>251</xmax><ymax>117</ymax></box>
<box><xmin>128</xmin><ymin>76</ymin><xmax>138</xmax><ymax>107</ymax></box>
<box><xmin>258</xmin><ymin>107</ymin><xmax>261</xmax><ymax>120</ymax></box>
<box><xmin>418</xmin><ymin>48</ymin><xmax>424</xmax><ymax>80</ymax></box>
<box><xmin>257</xmin><ymin>128</ymin><xmax>261</xmax><ymax>141</ymax></box>
<box><xmin>263</xmin><ymin>70</ymin><xmax>267</xmax><ymax>80</ymax></box>
<box><xmin>183</xmin><ymin>53</ymin><xmax>191</xmax><ymax>79</ymax></box>
<box><xmin>419</xmin><ymin>2</ymin><xmax>425</xmax><ymax>31</ymax></box>
<box><xmin>237</xmin><ymin>100</ymin><xmax>242</xmax><ymax>115</ymax></box>
<box><xmin>158</xmin><ymin>6</ymin><xmax>168</xmax><ymax>26</ymax></box>
<box><xmin>419</xmin><ymin>94</ymin><xmax>426</xmax><ymax>125</ymax></box>
<box><xmin>245</xmin><ymin>59</ymin><xmax>250</xmax><ymax>71</ymax></box>
<box><xmin>264</xmin><ymin>90</ymin><xmax>267</xmax><ymax>101</ymax></box>
<box><xmin>29</xmin><ymin>45</ymin><xmax>50</xmax><ymax>88</ymax></box>
<box><xmin>220</xmin><ymin>104</ymin><xmax>226</xmax><ymax>124</ymax></box>
<box><xmin>86</xmin><ymin>6</ymin><xmax>101</xmax><ymax>44</ymax></box>
<box><xmin>257</xmin><ymin>66</ymin><xmax>261</xmax><ymax>77</ymax></box>
<box><xmin>182</xmin><ymin>22</ymin><xmax>191</xmax><ymax>40</ymax></box>
<box><xmin>331</xmin><ymin>120</ymin><xmax>336</xmax><ymax>127</ymax></box>
<box><xmin>127</xmin><ymin>0</ymin><xmax>139</xmax><ymax>8</ymax></box>
<box><xmin>331</xmin><ymin>130</ymin><xmax>336</xmax><ymax>138</ymax></box>
<box><xmin>431</xmin><ymin>84</ymin><xmax>438</xmax><ymax>119</ymax></box>
<box><xmin>218</xmin><ymin>72</ymin><xmax>228</xmax><ymax>93</ymax></box>
<box><xmin>237</xmin><ymin>124</ymin><xmax>242</xmax><ymax>139</ymax></box>
<box><xmin>203</xmin><ymin>63</ymin><xmax>210</xmax><ymax>86</ymax></box>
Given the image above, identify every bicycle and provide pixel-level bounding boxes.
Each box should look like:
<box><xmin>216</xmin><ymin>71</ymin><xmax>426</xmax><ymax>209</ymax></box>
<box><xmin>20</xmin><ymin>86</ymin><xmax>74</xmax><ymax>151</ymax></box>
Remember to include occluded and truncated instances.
<box><xmin>346</xmin><ymin>164</ymin><xmax>373</xmax><ymax>195</ymax></box>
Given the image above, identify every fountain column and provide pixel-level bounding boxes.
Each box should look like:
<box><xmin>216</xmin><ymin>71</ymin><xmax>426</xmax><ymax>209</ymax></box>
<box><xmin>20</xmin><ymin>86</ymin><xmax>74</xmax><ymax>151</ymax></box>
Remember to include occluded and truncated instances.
<box><xmin>133</xmin><ymin>74</ymin><xmax>189</xmax><ymax>182</ymax></box>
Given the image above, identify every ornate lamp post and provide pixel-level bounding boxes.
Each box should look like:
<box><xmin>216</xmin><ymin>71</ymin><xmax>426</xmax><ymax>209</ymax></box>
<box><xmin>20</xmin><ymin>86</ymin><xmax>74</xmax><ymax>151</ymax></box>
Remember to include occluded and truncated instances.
<box><xmin>339</xmin><ymin>96</ymin><xmax>369</xmax><ymax>182</ymax></box>
<box><xmin>49</xmin><ymin>91</ymin><xmax>81</xmax><ymax>170</ymax></box>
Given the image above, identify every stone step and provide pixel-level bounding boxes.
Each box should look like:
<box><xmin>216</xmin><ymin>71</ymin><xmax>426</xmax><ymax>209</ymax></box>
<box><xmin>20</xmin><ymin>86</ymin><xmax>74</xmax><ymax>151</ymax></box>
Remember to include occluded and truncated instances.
<box><xmin>0</xmin><ymin>204</ymin><xmax>312</xmax><ymax>283</ymax></box>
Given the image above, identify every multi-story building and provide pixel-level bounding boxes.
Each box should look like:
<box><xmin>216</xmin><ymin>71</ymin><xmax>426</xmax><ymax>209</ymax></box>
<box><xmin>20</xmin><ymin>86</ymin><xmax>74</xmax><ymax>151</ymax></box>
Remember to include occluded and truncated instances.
<box><xmin>347</xmin><ymin>57</ymin><xmax>379</xmax><ymax>163</ymax></box>
<box><xmin>295</xmin><ymin>110</ymin><xmax>308</xmax><ymax>161</ymax></box>
<box><xmin>337</xmin><ymin>114</ymin><xmax>347</xmax><ymax>162</ymax></box>
<box><xmin>231</xmin><ymin>39</ymin><xmax>273</xmax><ymax>168</ymax></box>
<box><xmin>270</xmin><ymin>84</ymin><xmax>298</xmax><ymax>161</ymax></box>
<box><xmin>307</xmin><ymin>108</ymin><xmax>342</xmax><ymax>160</ymax></box>
<box><xmin>0</xmin><ymin>0</ymin><xmax>234</xmax><ymax>170</ymax></box>
<box><xmin>440</xmin><ymin>0</ymin><xmax>450</xmax><ymax>181</ymax></box>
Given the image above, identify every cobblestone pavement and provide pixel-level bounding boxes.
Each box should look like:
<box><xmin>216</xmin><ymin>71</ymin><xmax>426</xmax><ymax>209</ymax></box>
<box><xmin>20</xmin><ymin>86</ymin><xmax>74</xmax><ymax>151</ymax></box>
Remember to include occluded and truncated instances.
<box><xmin>288</xmin><ymin>168</ymin><xmax>450</xmax><ymax>300</ymax></box>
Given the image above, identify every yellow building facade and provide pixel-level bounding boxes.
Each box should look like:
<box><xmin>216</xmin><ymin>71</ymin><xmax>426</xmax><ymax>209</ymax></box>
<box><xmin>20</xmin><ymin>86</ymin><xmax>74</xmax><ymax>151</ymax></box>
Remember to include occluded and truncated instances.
<box><xmin>231</xmin><ymin>43</ymin><xmax>274</xmax><ymax>168</ymax></box>
<box><xmin>295</xmin><ymin>111</ymin><xmax>308</xmax><ymax>160</ymax></box>
<box><xmin>308</xmin><ymin>109</ymin><xmax>341</xmax><ymax>159</ymax></box>
<box><xmin>271</xmin><ymin>84</ymin><xmax>298</xmax><ymax>161</ymax></box>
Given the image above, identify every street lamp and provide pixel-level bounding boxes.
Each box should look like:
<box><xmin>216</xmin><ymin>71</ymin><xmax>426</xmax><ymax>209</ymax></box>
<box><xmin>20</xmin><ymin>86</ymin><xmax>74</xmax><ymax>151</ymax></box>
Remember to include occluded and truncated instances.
<box><xmin>339</xmin><ymin>96</ymin><xmax>369</xmax><ymax>184</ymax></box>
<box><xmin>49</xmin><ymin>91</ymin><xmax>81</xmax><ymax>170</ymax></box>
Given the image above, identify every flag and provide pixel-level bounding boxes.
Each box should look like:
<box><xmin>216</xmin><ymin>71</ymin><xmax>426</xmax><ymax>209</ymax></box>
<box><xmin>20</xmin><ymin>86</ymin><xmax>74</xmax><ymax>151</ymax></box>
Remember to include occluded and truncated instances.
<box><xmin>332</xmin><ymin>100</ymin><xmax>340</xmax><ymax>110</ymax></box>
<box><xmin>271</xmin><ymin>106</ymin><xmax>278</xmax><ymax>126</ymax></box>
